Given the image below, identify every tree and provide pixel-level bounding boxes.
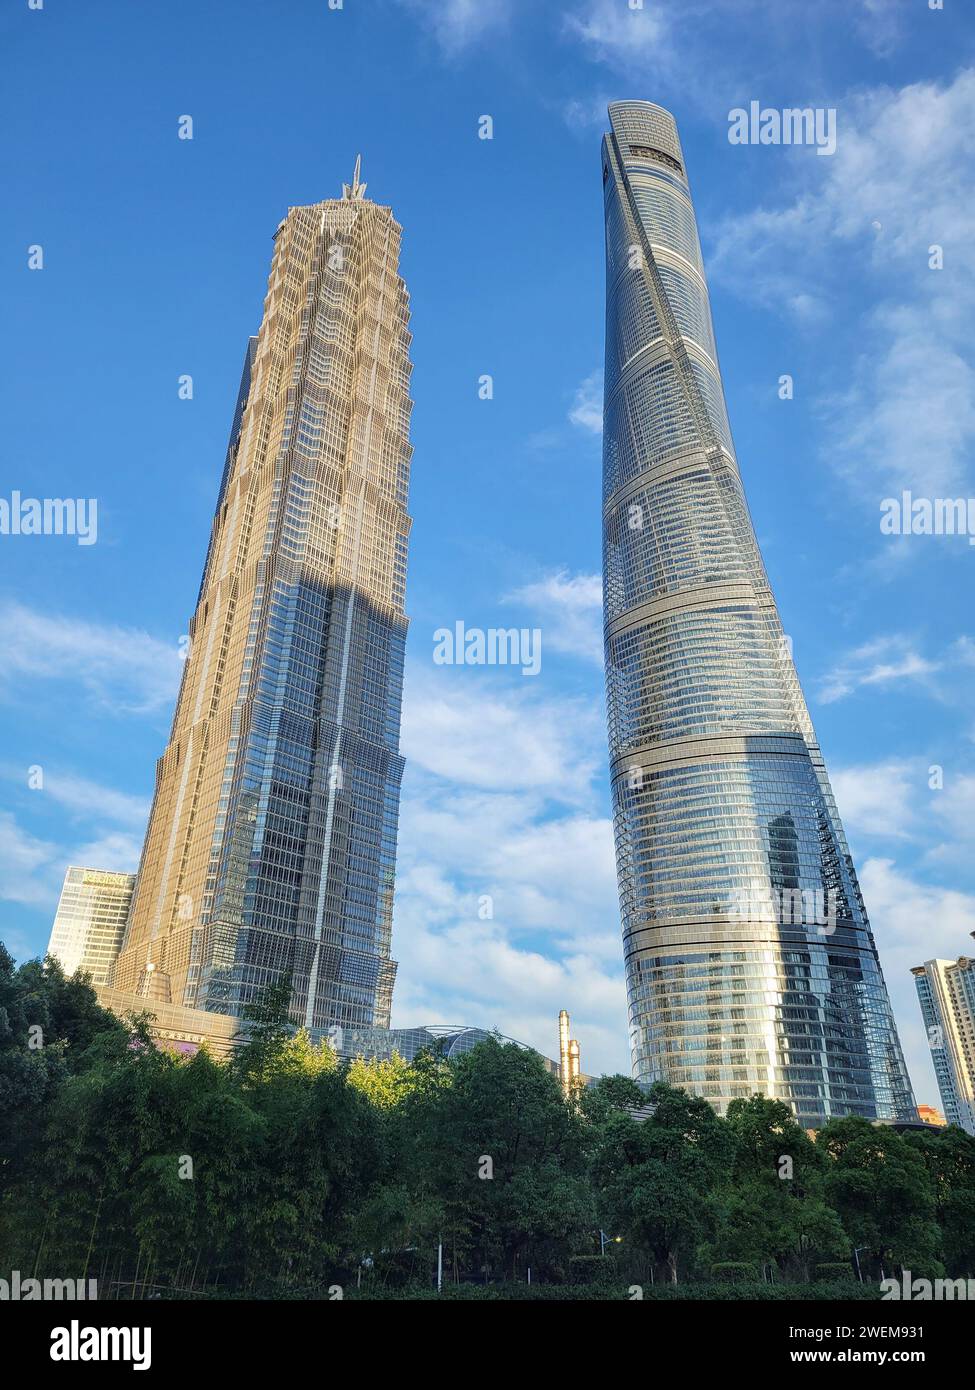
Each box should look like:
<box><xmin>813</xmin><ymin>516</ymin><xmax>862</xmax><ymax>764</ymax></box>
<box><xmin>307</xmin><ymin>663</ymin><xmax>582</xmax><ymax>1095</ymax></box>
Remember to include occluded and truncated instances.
<box><xmin>711</xmin><ymin>1096</ymin><xmax>847</xmax><ymax>1280</ymax></box>
<box><xmin>0</xmin><ymin>948</ymin><xmax>125</xmax><ymax>1210</ymax></box>
<box><xmin>393</xmin><ymin>1038</ymin><xmax>590</xmax><ymax>1283</ymax></box>
<box><xmin>904</xmin><ymin>1124</ymin><xmax>975</xmax><ymax>1277</ymax></box>
<box><xmin>231</xmin><ymin>973</ymin><xmax>296</xmax><ymax>1084</ymax></box>
<box><xmin>588</xmin><ymin>1081</ymin><xmax>735</xmax><ymax>1283</ymax></box>
<box><xmin>819</xmin><ymin>1115</ymin><xmax>942</xmax><ymax>1279</ymax></box>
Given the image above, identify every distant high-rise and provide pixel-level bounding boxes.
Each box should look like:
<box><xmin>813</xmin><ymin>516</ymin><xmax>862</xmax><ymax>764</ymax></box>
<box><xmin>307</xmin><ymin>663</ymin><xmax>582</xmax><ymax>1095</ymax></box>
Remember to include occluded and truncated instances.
<box><xmin>600</xmin><ymin>101</ymin><xmax>914</xmax><ymax>1126</ymax></box>
<box><xmin>558</xmin><ymin>1008</ymin><xmax>583</xmax><ymax>1098</ymax></box>
<box><xmin>48</xmin><ymin>867</ymin><xmax>136</xmax><ymax>986</ymax></box>
<box><xmin>111</xmin><ymin>159</ymin><xmax>413</xmax><ymax>1035</ymax></box>
<box><xmin>912</xmin><ymin>945</ymin><xmax>975</xmax><ymax>1134</ymax></box>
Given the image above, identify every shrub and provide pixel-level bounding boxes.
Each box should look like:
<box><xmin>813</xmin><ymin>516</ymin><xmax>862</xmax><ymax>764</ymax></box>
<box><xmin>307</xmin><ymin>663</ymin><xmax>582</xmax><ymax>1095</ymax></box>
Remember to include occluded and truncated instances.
<box><xmin>567</xmin><ymin>1256</ymin><xmax>616</xmax><ymax>1285</ymax></box>
<box><xmin>711</xmin><ymin>1262</ymin><xmax>761</xmax><ymax>1284</ymax></box>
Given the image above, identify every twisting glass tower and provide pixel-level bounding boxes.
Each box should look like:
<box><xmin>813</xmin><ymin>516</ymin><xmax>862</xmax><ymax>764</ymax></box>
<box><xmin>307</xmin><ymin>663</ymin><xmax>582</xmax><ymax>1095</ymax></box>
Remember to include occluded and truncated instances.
<box><xmin>112</xmin><ymin>160</ymin><xmax>412</xmax><ymax>1035</ymax></box>
<box><xmin>601</xmin><ymin>102</ymin><xmax>914</xmax><ymax>1125</ymax></box>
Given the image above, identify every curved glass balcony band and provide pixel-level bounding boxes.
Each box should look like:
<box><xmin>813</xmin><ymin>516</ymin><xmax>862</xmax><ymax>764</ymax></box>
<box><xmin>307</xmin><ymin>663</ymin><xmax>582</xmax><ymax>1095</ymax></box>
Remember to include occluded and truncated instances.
<box><xmin>601</xmin><ymin>101</ymin><xmax>914</xmax><ymax>1126</ymax></box>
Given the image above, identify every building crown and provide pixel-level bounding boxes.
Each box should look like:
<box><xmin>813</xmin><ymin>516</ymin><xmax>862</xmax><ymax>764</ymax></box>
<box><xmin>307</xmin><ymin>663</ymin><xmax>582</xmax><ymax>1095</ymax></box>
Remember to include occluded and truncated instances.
<box><xmin>342</xmin><ymin>153</ymin><xmax>367</xmax><ymax>201</ymax></box>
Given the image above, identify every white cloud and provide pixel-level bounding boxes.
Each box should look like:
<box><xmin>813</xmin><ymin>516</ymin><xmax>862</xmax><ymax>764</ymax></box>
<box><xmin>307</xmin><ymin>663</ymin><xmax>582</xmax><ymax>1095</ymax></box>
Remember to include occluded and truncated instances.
<box><xmin>562</xmin><ymin>93</ymin><xmax>615</xmax><ymax>132</ymax></box>
<box><xmin>391</xmin><ymin>911</ymin><xmax>628</xmax><ymax>1076</ymax></box>
<box><xmin>394</xmin><ymin>667</ymin><xmax>628</xmax><ymax>1075</ymax></box>
<box><xmin>818</xmin><ymin>635</ymin><xmax>940</xmax><ymax>704</ymax></box>
<box><xmin>568</xmin><ymin>369</ymin><xmax>604</xmax><ymax>434</ymax></box>
<box><xmin>401</xmin><ymin>667</ymin><xmax>602</xmax><ymax>800</ymax></box>
<box><xmin>564</xmin><ymin>0</ymin><xmax>670</xmax><ymax>68</ymax></box>
<box><xmin>0</xmin><ymin>766</ymin><xmax>147</xmax><ymax>925</ymax></box>
<box><xmin>0</xmin><ymin>811</ymin><xmax>59</xmax><ymax>907</ymax></box>
<box><xmin>41</xmin><ymin>772</ymin><xmax>149</xmax><ymax>830</ymax></box>
<box><xmin>817</xmin><ymin>632</ymin><xmax>975</xmax><ymax>707</ymax></box>
<box><xmin>504</xmin><ymin>569</ymin><xmax>603</xmax><ymax>664</ymax></box>
<box><xmin>855</xmin><ymin>0</ymin><xmax>906</xmax><ymax>59</ymax></box>
<box><xmin>68</xmin><ymin>832</ymin><xmax>142</xmax><ymax>875</ymax></box>
<box><xmin>0</xmin><ymin>601</ymin><xmax>181</xmax><ymax>716</ymax></box>
<box><xmin>823</xmin><ymin>303</ymin><xmax>975</xmax><ymax>499</ymax></box>
<box><xmin>859</xmin><ymin>856</ymin><xmax>975</xmax><ymax>1105</ymax></box>
<box><xmin>398</xmin><ymin>0</ymin><xmax>511</xmax><ymax>55</ymax></box>
<box><xmin>925</xmin><ymin>773</ymin><xmax>975</xmax><ymax>869</ymax></box>
<box><xmin>710</xmin><ymin>70</ymin><xmax>975</xmax><ymax>500</ymax></box>
<box><xmin>831</xmin><ymin>760</ymin><xmax>919</xmax><ymax>840</ymax></box>
<box><xmin>561</xmin><ymin>0</ymin><xmax>888</xmax><ymax>112</ymax></box>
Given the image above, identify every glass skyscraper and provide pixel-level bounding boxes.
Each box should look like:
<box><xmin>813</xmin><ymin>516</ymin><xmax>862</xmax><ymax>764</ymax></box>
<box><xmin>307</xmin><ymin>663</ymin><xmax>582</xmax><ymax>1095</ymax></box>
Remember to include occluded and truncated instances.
<box><xmin>912</xmin><ymin>946</ymin><xmax>975</xmax><ymax>1134</ymax></box>
<box><xmin>48</xmin><ymin>867</ymin><xmax>137</xmax><ymax>986</ymax></box>
<box><xmin>600</xmin><ymin>101</ymin><xmax>914</xmax><ymax>1126</ymax></box>
<box><xmin>111</xmin><ymin>160</ymin><xmax>412</xmax><ymax>1035</ymax></box>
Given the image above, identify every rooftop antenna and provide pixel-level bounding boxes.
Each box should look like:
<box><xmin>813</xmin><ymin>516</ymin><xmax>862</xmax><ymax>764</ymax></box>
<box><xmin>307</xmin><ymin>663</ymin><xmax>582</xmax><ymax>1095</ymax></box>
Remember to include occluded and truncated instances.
<box><xmin>342</xmin><ymin>153</ymin><xmax>367</xmax><ymax>201</ymax></box>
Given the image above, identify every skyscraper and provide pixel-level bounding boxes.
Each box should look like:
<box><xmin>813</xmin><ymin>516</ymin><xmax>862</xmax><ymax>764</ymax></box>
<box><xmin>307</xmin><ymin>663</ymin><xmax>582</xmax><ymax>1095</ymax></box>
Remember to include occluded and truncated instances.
<box><xmin>48</xmin><ymin>867</ymin><xmax>136</xmax><ymax>986</ymax></box>
<box><xmin>111</xmin><ymin>160</ymin><xmax>413</xmax><ymax>1036</ymax></box>
<box><xmin>600</xmin><ymin>101</ymin><xmax>914</xmax><ymax>1126</ymax></box>
<box><xmin>912</xmin><ymin>946</ymin><xmax>975</xmax><ymax>1134</ymax></box>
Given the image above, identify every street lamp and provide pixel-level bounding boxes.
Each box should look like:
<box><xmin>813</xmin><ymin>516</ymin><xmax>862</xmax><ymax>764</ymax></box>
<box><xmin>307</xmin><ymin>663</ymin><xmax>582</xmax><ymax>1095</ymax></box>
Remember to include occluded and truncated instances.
<box><xmin>599</xmin><ymin>1230</ymin><xmax>622</xmax><ymax>1256</ymax></box>
<box><xmin>853</xmin><ymin>1246</ymin><xmax>868</xmax><ymax>1283</ymax></box>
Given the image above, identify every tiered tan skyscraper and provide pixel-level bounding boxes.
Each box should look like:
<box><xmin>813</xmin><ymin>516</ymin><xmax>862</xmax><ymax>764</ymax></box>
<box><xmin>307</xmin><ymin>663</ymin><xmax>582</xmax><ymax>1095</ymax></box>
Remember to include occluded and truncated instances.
<box><xmin>111</xmin><ymin>160</ymin><xmax>413</xmax><ymax>1035</ymax></box>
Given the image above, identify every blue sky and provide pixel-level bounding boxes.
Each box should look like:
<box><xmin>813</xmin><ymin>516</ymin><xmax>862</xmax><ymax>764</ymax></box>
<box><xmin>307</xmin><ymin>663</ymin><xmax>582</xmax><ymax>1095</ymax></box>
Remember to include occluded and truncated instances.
<box><xmin>2</xmin><ymin>0</ymin><xmax>975</xmax><ymax>1100</ymax></box>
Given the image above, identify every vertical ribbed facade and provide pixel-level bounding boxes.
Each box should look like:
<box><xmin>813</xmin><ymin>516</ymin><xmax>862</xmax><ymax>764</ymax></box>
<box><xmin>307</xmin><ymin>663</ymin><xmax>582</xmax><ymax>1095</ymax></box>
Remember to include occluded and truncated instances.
<box><xmin>47</xmin><ymin>867</ymin><xmax>136</xmax><ymax>987</ymax></box>
<box><xmin>111</xmin><ymin>166</ymin><xmax>412</xmax><ymax>1034</ymax></box>
<box><xmin>601</xmin><ymin>102</ymin><xmax>914</xmax><ymax>1125</ymax></box>
<box><xmin>913</xmin><ymin>954</ymin><xmax>975</xmax><ymax>1134</ymax></box>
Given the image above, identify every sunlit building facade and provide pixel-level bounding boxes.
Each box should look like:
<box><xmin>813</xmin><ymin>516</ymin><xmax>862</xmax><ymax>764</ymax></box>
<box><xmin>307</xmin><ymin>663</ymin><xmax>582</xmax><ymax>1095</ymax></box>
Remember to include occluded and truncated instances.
<box><xmin>48</xmin><ymin>867</ymin><xmax>136</xmax><ymax>986</ymax></box>
<box><xmin>912</xmin><ymin>947</ymin><xmax>975</xmax><ymax>1134</ymax></box>
<box><xmin>600</xmin><ymin>101</ymin><xmax>914</xmax><ymax>1126</ymax></box>
<box><xmin>110</xmin><ymin>160</ymin><xmax>413</xmax><ymax>1036</ymax></box>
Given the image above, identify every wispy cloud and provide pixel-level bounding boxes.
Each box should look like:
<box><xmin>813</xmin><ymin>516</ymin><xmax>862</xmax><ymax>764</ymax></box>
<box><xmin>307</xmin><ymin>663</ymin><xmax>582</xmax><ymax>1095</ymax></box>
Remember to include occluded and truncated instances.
<box><xmin>926</xmin><ymin>773</ymin><xmax>975</xmax><ymax>870</ymax></box>
<box><xmin>564</xmin><ymin>0</ymin><xmax>669</xmax><ymax>66</ymax></box>
<box><xmin>397</xmin><ymin>0</ymin><xmax>511</xmax><ymax>56</ymax></box>
<box><xmin>394</xmin><ymin>669</ymin><xmax>625</xmax><ymax>1073</ymax></box>
<box><xmin>505</xmin><ymin>569</ymin><xmax>603</xmax><ymax>665</ymax></box>
<box><xmin>858</xmin><ymin>855</ymin><xmax>975</xmax><ymax>1102</ymax></box>
<box><xmin>568</xmin><ymin>369</ymin><xmax>603</xmax><ymax>434</ymax></box>
<box><xmin>402</xmin><ymin>666</ymin><xmax>602</xmax><ymax>801</ymax></box>
<box><xmin>39</xmin><ymin>771</ymin><xmax>150</xmax><ymax>829</ymax></box>
<box><xmin>710</xmin><ymin>69</ymin><xmax>975</xmax><ymax>500</ymax></box>
<box><xmin>0</xmin><ymin>811</ymin><xmax>59</xmax><ymax>907</ymax></box>
<box><xmin>855</xmin><ymin>0</ymin><xmax>907</xmax><ymax>59</ymax></box>
<box><xmin>817</xmin><ymin>632</ymin><xmax>975</xmax><ymax>706</ymax></box>
<box><xmin>0</xmin><ymin>601</ymin><xmax>181</xmax><ymax>716</ymax></box>
<box><xmin>561</xmin><ymin>93</ymin><xmax>615</xmax><ymax>132</ymax></box>
<box><xmin>818</xmin><ymin>635</ymin><xmax>940</xmax><ymax>704</ymax></box>
<box><xmin>831</xmin><ymin>759</ymin><xmax>920</xmax><ymax>840</ymax></box>
<box><xmin>69</xmin><ymin>831</ymin><xmax>142</xmax><ymax>875</ymax></box>
<box><xmin>0</xmin><ymin>764</ymin><xmax>147</xmax><ymax>918</ymax></box>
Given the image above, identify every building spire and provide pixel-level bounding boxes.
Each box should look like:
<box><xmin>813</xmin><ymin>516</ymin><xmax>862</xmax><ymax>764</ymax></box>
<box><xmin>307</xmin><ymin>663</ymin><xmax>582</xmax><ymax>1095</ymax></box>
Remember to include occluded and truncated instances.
<box><xmin>342</xmin><ymin>153</ymin><xmax>367</xmax><ymax>201</ymax></box>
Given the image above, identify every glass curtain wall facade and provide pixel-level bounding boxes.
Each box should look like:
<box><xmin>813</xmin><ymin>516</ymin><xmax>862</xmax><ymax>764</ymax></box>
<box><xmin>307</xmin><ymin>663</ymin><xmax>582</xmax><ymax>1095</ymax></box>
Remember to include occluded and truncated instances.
<box><xmin>47</xmin><ymin>867</ymin><xmax>137</xmax><ymax>986</ymax></box>
<box><xmin>111</xmin><ymin>163</ymin><xmax>412</xmax><ymax>1034</ymax></box>
<box><xmin>601</xmin><ymin>102</ymin><xmax>914</xmax><ymax>1125</ymax></box>
<box><xmin>912</xmin><ymin>953</ymin><xmax>975</xmax><ymax>1134</ymax></box>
